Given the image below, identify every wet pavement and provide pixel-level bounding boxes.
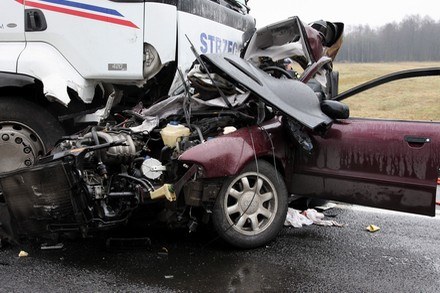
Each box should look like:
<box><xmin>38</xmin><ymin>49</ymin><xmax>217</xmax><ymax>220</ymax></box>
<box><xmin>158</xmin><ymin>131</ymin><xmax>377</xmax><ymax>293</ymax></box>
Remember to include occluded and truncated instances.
<box><xmin>1</xmin><ymin>203</ymin><xmax>440</xmax><ymax>292</ymax></box>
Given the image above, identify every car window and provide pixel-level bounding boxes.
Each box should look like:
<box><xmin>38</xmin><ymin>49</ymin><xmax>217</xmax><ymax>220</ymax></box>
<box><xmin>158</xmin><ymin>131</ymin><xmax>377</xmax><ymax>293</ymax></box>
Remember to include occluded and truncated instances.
<box><xmin>335</xmin><ymin>63</ymin><xmax>440</xmax><ymax>121</ymax></box>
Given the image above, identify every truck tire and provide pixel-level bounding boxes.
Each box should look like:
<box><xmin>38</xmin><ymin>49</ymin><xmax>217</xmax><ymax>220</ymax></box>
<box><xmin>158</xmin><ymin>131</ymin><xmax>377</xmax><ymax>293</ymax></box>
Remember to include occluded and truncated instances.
<box><xmin>0</xmin><ymin>97</ymin><xmax>64</xmax><ymax>173</ymax></box>
<box><xmin>212</xmin><ymin>160</ymin><xmax>288</xmax><ymax>249</ymax></box>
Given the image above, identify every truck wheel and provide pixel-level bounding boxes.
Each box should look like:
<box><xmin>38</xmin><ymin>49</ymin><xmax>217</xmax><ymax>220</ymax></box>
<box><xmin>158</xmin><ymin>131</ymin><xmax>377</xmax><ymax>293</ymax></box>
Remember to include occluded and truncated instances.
<box><xmin>0</xmin><ymin>97</ymin><xmax>64</xmax><ymax>173</ymax></box>
<box><xmin>212</xmin><ymin>160</ymin><xmax>288</xmax><ymax>249</ymax></box>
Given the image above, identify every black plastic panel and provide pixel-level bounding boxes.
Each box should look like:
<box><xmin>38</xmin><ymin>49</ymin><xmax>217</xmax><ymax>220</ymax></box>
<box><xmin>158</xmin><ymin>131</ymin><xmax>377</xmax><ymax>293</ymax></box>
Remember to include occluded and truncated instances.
<box><xmin>0</xmin><ymin>161</ymin><xmax>76</xmax><ymax>236</ymax></box>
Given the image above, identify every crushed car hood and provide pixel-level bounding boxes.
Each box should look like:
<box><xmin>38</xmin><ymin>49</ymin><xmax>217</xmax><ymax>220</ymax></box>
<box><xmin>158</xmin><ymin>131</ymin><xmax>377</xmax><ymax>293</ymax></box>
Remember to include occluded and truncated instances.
<box><xmin>201</xmin><ymin>54</ymin><xmax>333</xmax><ymax>130</ymax></box>
<box><xmin>243</xmin><ymin>16</ymin><xmax>316</xmax><ymax>66</ymax></box>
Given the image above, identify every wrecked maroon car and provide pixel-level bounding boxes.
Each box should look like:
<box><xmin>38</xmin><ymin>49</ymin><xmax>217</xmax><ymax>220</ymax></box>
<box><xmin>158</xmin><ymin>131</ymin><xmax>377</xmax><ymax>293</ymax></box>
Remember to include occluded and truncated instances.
<box><xmin>0</xmin><ymin>17</ymin><xmax>439</xmax><ymax>249</ymax></box>
<box><xmin>290</xmin><ymin>67</ymin><xmax>440</xmax><ymax>217</ymax></box>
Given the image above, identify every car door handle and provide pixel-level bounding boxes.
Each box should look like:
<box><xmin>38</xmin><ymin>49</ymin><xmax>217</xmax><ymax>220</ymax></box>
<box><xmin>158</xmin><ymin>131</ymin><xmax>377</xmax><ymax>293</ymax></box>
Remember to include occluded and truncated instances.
<box><xmin>404</xmin><ymin>136</ymin><xmax>431</xmax><ymax>145</ymax></box>
<box><xmin>25</xmin><ymin>9</ymin><xmax>47</xmax><ymax>32</ymax></box>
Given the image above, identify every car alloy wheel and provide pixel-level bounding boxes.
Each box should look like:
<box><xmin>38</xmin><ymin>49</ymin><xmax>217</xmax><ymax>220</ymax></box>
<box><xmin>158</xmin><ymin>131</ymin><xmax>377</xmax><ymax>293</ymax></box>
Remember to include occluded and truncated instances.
<box><xmin>212</xmin><ymin>160</ymin><xmax>288</xmax><ymax>249</ymax></box>
<box><xmin>224</xmin><ymin>171</ymin><xmax>278</xmax><ymax>235</ymax></box>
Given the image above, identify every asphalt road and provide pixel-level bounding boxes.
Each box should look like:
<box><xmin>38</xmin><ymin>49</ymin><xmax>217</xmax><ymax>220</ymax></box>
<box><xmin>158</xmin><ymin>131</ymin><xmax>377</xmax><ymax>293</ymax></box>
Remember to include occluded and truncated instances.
<box><xmin>1</xmin><ymin>203</ymin><xmax>439</xmax><ymax>292</ymax></box>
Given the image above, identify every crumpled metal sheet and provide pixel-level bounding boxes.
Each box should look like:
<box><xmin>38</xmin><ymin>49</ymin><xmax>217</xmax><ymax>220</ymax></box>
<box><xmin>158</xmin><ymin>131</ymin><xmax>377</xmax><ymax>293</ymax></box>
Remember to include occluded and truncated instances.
<box><xmin>201</xmin><ymin>54</ymin><xmax>332</xmax><ymax>131</ymax></box>
<box><xmin>129</xmin><ymin>116</ymin><xmax>160</xmax><ymax>133</ymax></box>
<box><xmin>17</xmin><ymin>43</ymin><xmax>97</xmax><ymax>107</ymax></box>
<box><xmin>136</xmin><ymin>92</ymin><xmax>250</xmax><ymax>120</ymax></box>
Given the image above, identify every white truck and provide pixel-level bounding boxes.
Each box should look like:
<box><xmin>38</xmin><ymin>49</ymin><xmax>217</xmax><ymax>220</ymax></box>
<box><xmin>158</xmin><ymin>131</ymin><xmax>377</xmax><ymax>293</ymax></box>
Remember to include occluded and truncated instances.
<box><xmin>0</xmin><ymin>0</ymin><xmax>254</xmax><ymax>173</ymax></box>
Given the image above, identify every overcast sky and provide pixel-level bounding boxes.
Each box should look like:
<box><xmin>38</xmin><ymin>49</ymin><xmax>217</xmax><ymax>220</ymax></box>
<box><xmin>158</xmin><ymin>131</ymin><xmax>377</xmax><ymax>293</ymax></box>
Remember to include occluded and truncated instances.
<box><xmin>249</xmin><ymin>0</ymin><xmax>440</xmax><ymax>28</ymax></box>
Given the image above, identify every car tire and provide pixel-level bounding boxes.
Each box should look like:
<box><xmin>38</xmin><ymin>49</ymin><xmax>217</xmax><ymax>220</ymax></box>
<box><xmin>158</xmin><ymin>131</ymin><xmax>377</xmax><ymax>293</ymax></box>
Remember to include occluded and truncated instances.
<box><xmin>212</xmin><ymin>160</ymin><xmax>288</xmax><ymax>249</ymax></box>
<box><xmin>0</xmin><ymin>97</ymin><xmax>64</xmax><ymax>173</ymax></box>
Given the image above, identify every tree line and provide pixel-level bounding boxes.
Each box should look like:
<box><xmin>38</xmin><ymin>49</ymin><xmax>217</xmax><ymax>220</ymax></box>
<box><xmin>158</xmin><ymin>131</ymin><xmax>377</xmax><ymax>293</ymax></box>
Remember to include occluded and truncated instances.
<box><xmin>336</xmin><ymin>15</ymin><xmax>440</xmax><ymax>62</ymax></box>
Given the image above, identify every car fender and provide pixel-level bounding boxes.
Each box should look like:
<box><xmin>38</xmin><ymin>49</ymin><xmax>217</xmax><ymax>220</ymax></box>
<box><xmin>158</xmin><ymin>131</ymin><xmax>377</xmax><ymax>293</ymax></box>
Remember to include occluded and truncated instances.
<box><xmin>179</xmin><ymin>135</ymin><xmax>255</xmax><ymax>178</ymax></box>
<box><xmin>179</xmin><ymin>119</ymin><xmax>286</xmax><ymax>178</ymax></box>
<box><xmin>17</xmin><ymin>42</ymin><xmax>97</xmax><ymax>106</ymax></box>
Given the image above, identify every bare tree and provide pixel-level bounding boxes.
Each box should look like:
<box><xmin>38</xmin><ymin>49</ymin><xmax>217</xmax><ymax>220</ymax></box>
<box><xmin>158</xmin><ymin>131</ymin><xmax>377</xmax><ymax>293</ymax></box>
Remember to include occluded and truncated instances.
<box><xmin>336</xmin><ymin>15</ymin><xmax>440</xmax><ymax>62</ymax></box>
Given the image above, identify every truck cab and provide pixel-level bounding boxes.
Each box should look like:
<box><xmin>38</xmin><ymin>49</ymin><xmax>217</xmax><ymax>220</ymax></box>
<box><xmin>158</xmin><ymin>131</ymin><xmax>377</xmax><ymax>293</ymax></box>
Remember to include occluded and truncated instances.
<box><xmin>0</xmin><ymin>0</ymin><xmax>255</xmax><ymax>172</ymax></box>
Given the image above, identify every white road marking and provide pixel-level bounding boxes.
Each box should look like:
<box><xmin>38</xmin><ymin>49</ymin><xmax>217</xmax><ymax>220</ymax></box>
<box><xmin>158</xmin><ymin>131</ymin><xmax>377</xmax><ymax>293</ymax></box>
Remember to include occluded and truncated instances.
<box><xmin>338</xmin><ymin>203</ymin><xmax>440</xmax><ymax>219</ymax></box>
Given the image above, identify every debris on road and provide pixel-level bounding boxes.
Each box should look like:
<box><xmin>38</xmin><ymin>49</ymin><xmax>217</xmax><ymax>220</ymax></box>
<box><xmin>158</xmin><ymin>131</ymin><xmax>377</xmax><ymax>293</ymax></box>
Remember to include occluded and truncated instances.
<box><xmin>314</xmin><ymin>202</ymin><xmax>338</xmax><ymax>211</ymax></box>
<box><xmin>366</xmin><ymin>224</ymin><xmax>381</xmax><ymax>232</ymax></box>
<box><xmin>41</xmin><ymin>243</ymin><xmax>64</xmax><ymax>250</ymax></box>
<box><xmin>18</xmin><ymin>250</ymin><xmax>28</xmax><ymax>257</ymax></box>
<box><xmin>303</xmin><ymin>209</ymin><xmax>346</xmax><ymax>227</ymax></box>
<box><xmin>284</xmin><ymin>208</ymin><xmax>313</xmax><ymax>228</ymax></box>
<box><xmin>158</xmin><ymin>247</ymin><xmax>169</xmax><ymax>256</ymax></box>
<box><xmin>284</xmin><ymin>208</ymin><xmax>346</xmax><ymax>228</ymax></box>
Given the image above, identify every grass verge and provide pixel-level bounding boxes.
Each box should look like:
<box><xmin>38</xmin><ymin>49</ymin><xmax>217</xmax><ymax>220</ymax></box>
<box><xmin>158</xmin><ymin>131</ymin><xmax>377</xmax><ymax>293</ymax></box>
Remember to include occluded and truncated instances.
<box><xmin>334</xmin><ymin>62</ymin><xmax>440</xmax><ymax>121</ymax></box>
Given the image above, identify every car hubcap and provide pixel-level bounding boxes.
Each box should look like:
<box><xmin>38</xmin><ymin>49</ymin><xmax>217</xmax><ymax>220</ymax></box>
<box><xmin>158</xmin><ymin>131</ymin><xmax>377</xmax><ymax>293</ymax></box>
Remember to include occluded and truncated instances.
<box><xmin>0</xmin><ymin>121</ymin><xmax>45</xmax><ymax>173</ymax></box>
<box><xmin>224</xmin><ymin>172</ymin><xmax>278</xmax><ymax>236</ymax></box>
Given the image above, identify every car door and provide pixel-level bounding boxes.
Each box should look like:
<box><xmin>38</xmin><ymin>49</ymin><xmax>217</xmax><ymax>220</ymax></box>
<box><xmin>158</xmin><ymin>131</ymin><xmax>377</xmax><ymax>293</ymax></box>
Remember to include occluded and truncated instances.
<box><xmin>0</xmin><ymin>0</ymin><xmax>26</xmax><ymax>72</ymax></box>
<box><xmin>287</xmin><ymin>68</ymin><xmax>440</xmax><ymax>216</ymax></box>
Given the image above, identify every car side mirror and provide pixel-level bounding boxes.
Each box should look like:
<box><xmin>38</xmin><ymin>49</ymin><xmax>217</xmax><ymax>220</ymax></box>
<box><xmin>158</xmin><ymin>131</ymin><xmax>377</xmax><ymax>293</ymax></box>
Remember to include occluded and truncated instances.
<box><xmin>321</xmin><ymin>100</ymin><xmax>349</xmax><ymax>119</ymax></box>
<box><xmin>330</xmin><ymin>71</ymin><xmax>339</xmax><ymax>98</ymax></box>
